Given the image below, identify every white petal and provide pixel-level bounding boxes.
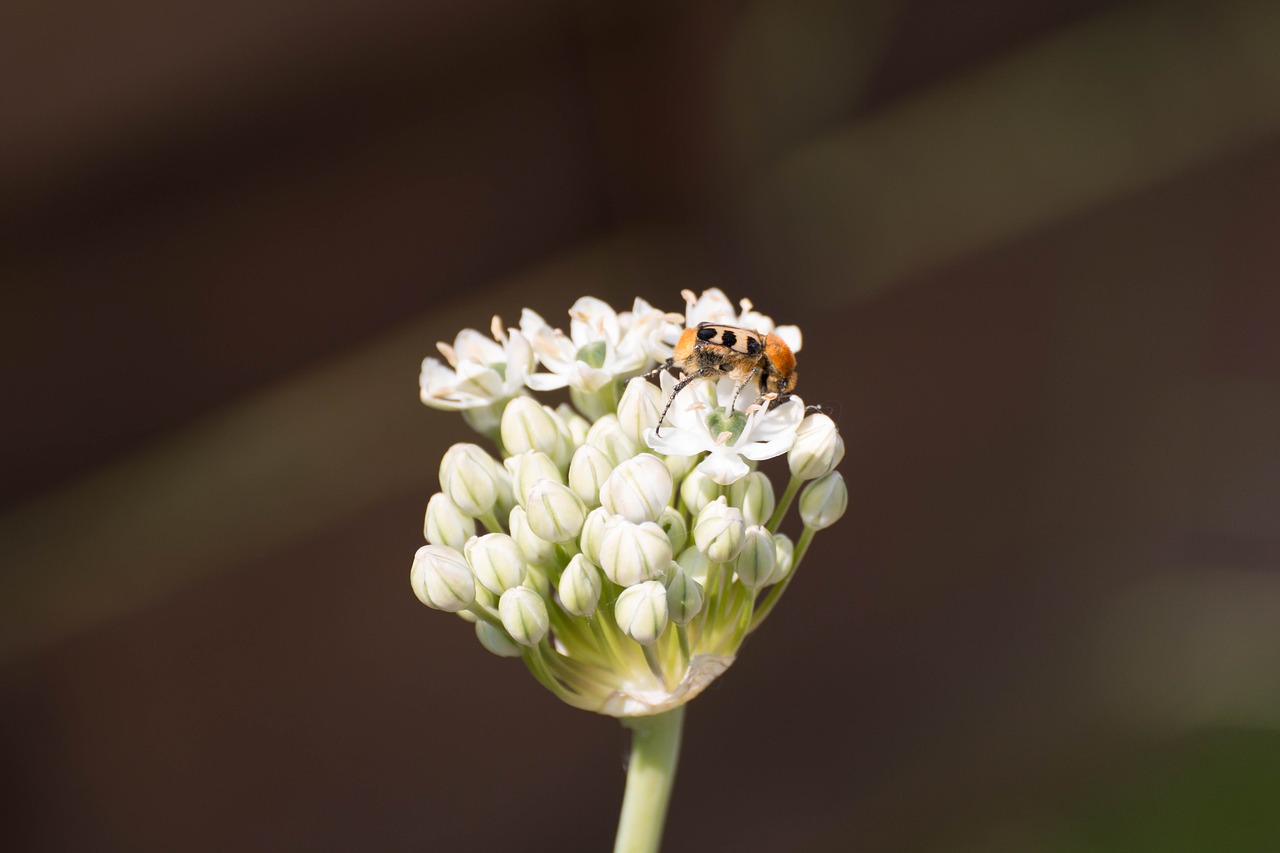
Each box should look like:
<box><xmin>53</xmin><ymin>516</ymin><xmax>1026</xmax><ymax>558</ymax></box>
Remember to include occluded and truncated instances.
<box><xmin>525</xmin><ymin>371</ymin><xmax>570</xmax><ymax>392</ymax></box>
<box><xmin>453</xmin><ymin>328</ymin><xmax>505</xmax><ymax>364</ymax></box>
<box><xmin>772</xmin><ymin>325</ymin><xmax>803</xmax><ymax>353</ymax></box>
<box><xmin>644</xmin><ymin>427</ymin><xmax>710</xmax><ymax>457</ymax></box>
<box><xmin>698</xmin><ymin>451</ymin><xmax>750</xmax><ymax>485</ymax></box>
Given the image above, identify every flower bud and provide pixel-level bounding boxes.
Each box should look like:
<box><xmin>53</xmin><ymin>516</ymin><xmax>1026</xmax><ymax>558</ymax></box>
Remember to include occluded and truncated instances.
<box><xmin>439</xmin><ymin>443</ymin><xmax>504</xmax><ymax>517</ymax></box>
<box><xmin>558</xmin><ymin>554</ymin><xmax>603</xmax><ymax>617</ymax></box>
<box><xmin>616</xmin><ymin>377</ymin><xmax>664</xmax><ymax>445</ymax></box>
<box><xmin>567</xmin><ymin>444</ymin><xmax>615</xmax><ymax>507</ymax></box>
<box><xmin>509</xmin><ymin>505</ymin><xmax>557</xmax><ymax>568</ymax></box>
<box><xmin>524</xmin><ymin>478</ymin><xmax>587</xmax><ymax>543</ymax></box>
<box><xmin>600</xmin><ymin>454</ymin><xmax>672</xmax><ymax>524</ymax></box>
<box><xmin>586</xmin><ymin>414</ymin><xmax>640</xmax><ymax>466</ymax></box>
<box><xmin>579</xmin><ymin>507</ymin><xmax>612</xmax><ymax>565</ymax></box>
<box><xmin>656</xmin><ymin>506</ymin><xmax>688</xmax><ymax>555</ymax></box>
<box><xmin>675</xmin><ymin>546</ymin><xmax>711</xmax><ymax>584</ymax></box>
<box><xmin>410</xmin><ymin>545</ymin><xmax>476</xmax><ymax>612</ymax></box>
<box><xmin>693</xmin><ymin>497</ymin><xmax>746</xmax><ymax>563</ymax></box>
<box><xmin>504</xmin><ymin>450</ymin><xmax>562</xmax><ymax>506</ymax></box>
<box><xmin>501</xmin><ymin>397</ymin><xmax>571</xmax><ymax>468</ymax></box>
<box><xmin>498</xmin><ymin>586</ymin><xmax>550</xmax><ymax>646</ymax></box>
<box><xmin>464</xmin><ymin>532</ymin><xmax>527</xmax><ymax>594</ymax></box>
<box><xmin>665</xmin><ymin>565</ymin><xmax>704</xmax><ymax>625</ymax></box>
<box><xmin>423</xmin><ymin>492</ymin><xmax>475</xmax><ymax>551</ymax></box>
<box><xmin>768</xmin><ymin>532</ymin><xmax>795</xmax><ymax>585</ymax></box>
<box><xmin>557</xmin><ymin>404</ymin><xmax>592</xmax><ymax>446</ymax></box>
<box><xmin>475</xmin><ymin>620</ymin><xmax>522</xmax><ymax>658</ymax></box>
<box><xmin>799</xmin><ymin>471</ymin><xmax>847</xmax><ymax>530</ymax></box>
<box><xmin>599</xmin><ymin>518</ymin><xmax>673</xmax><ymax>586</ymax></box>
<box><xmin>788</xmin><ymin>413</ymin><xmax>845</xmax><ymax>480</ymax></box>
<box><xmin>679</xmin><ymin>468</ymin><xmax>720</xmax><ymax>518</ymax></box>
<box><xmin>614</xmin><ymin>580</ymin><xmax>669</xmax><ymax>646</ymax></box>
<box><xmin>726</xmin><ymin>471</ymin><xmax>776</xmax><ymax>527</ymax></box>
<box><xmin>733</xmin><ymin>525</ymin><xmax>776</xmax><ymax>590</ymax></box>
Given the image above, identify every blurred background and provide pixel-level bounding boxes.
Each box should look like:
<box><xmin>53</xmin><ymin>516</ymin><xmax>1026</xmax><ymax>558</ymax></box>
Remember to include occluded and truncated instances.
<box><xmin>3</xmin><ymin>0</ymin><xmax>1280</xmax><ymax>849</ymax></box>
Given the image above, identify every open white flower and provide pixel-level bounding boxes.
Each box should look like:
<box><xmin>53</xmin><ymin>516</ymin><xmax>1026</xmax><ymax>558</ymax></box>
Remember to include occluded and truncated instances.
<box><xmin>419</xmin><ymin>317</ymin><xmax>536</xmax><ymax>432</ymax></box>
<box><xmin>520</xmin><ymin>298</ymin><xmax>653</xmax><ymax>393</ymax></box>
<box><xmin>643</xmin><ymin>371</ymin><xmax>804</xmax><ymax>485</ymax></box>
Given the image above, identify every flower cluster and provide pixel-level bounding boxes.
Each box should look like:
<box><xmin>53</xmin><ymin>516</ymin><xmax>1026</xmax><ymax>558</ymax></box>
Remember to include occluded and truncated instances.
<box><xmin>412</xmin><ymin>290</ymin><xmax>846</xmax><ymax>717</ymax></box>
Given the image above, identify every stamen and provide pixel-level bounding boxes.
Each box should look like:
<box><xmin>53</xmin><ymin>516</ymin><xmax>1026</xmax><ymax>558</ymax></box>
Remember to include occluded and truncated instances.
<box><xmin>713</xmin><ymin>431</ymin><xmax>733</xmax><ymax>446</ymax></box>
<box><xmin>436</xmin><ymin>341</ymin><xmax>458</xmax><ymax>367</ymax></box>
<box><xmin>490</xmin><ymin>315</ymin><xmax>506</xmax><ymax>342</ymax></box>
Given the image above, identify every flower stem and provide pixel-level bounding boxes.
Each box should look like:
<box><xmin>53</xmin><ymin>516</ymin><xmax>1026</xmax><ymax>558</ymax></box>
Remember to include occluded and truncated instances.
<box><xmin>613</xmin><ymin>706</ymin><xmax>686</xmax><ymax>853</ymax></box>
<box><xmin>767</xmin><ymin>474</ymin><xmax>803</xmax><ymax>532</ymax></box>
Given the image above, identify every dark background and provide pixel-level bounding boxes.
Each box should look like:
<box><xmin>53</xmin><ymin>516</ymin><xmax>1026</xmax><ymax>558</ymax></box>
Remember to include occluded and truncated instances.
<box><xmin>4</xmin><ymin>1</ymin><xmax>1280</xmax><ymax>850</ymax></box>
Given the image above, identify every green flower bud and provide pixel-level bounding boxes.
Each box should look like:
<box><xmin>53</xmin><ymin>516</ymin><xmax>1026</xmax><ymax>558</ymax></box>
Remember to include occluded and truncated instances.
<box><xmin>599</xmin><ymin>518</ymin><xmax>673</xmax><ymax>586</ymax></box>
<box><xmin>664</xmin><ymin>564</ymin><xmax>704</xmax><ymax>625</ymax></box>
<box><xmin>501</xmin><ymin>397</ymin><xmax>572</xmax><ymax>468</ymax></box>
<box><xmin>675</xmin><ymin>546</ymin><xmax>711</xmax><ymax>585</ymax></box>
<box><xmin>657</xmin><ymin>506</ymin><xmax>688</xmax><ymax>555</ymax></box>
<box><xmin>504</xmin><ymin>450</ymin><xmax>562</xmax><ymax>507</ymax></box>
<box><xmin>600</xmin><ymin>453</ymin><xmax>672</xmax><ymax>524</ymax></box>
<box><xmin>567</xmin><ymin>444</ymin><xmax>615</xmax><ymax>507</ymax></box>
<box><xmin>525</xmin><ymin>478</ymin><xmax>588</xmax><ymax>543</ymax></box>
<box><xmin>558</xmin><ymin>554</ymin><xmax>603</xmax><ymax>617</ymax></box>
<box><xmin>788</xmin><ymin>413</ymin><xmax>845</xmax><ymax>480</ymax></box>
<box><xmin>464</xmin><ymin>532</ymin><xmax>527</xmax><ymax>595</ymax></box>
<box><xmin>498</xmin><ymin>585</ymin><xmax>550</xmax><ymax>646</ymax></box>
<box><xmin>733</xmin><ymin>525</ymin><xmax>776</xmax><ymax>590</ymax></box>
<box><xmin>679</xmin><ymin>467</ymin><xmax>719</xmax><ymax>518</ymax></box>
<box><xmin>693</xmin><ymin>496</ymin><xmax>746</xmax><ymax>563</ymax></box>
<box><xmin>410</xmin><ymin>545</ymin><xmax>476</xmax><ymax>612</ymax></box>
<box><xmin>509</xmin><ymin>505</ymin><xmax>557</xmax><ymax>568</ymax></box>
<box><xmin>439</xmin><ymin>443</ymin><xmax>504</xmax><ymax>517</ymax></box>
<box><xmin>768</xmin><ymin>532</ymin><xmax>795</xmax><ymax>585</ymax></box>
<box><xmin>579</xmin><ymin>506</ymin><xmax>612</xmax><ymax>565</ymax></box>
<box><xmin>616</xmin><ymin>377</ymin><xmax>663</xmax><ymax>445</ymax></box>
<box><xmin>475</xmin><ymin>620</ymin><xmax>522</xmax><ymax>658</ymax></box>
<box><xmin>586</xmin><ymin>414</ymin><xmax>640</xmax><ymax>466</ymax></box>
<box><xmin>726</xmin><ymin>471</ymin><xmax>776</xmax><ymax>528</ymax></box>
<box><xmin>799</xmin><ymin>471</ymin><xmax>847</xmax><ymax>530</ymax></box>
<box><xmin>614</xmin><ymin>580</ymin><xmax>669</xmax><ymax>646</ymax></box>
<box><xmin>423</xmin><ymin>492</ymin><xmax>475</xmax><ymax>551</ymax></box>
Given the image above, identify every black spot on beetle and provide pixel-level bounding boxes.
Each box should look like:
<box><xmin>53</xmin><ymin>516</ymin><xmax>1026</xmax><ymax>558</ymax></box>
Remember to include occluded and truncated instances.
<box><xmin>697</xmin><ymin>326</ymin><xmax>717</xmax><ymax>341</ymax></box>
<box><xmin>720</xmin><ymin>329</ymin><xmax>738</xmax><ymax>348</ymax></box>
<box><xmin>745</xmin><ymin>337</ymin><xmax>761</xmax><ymax>355</ymax></box>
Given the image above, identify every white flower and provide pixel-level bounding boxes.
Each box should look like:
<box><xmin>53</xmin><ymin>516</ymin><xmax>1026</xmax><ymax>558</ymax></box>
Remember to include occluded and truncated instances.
<box><xmin>599</xmin><ymin>517</ymin><xmax>673</xmax><ymax>586</ymax></box>
<box><xmin>524</xmin><ymin>478</ymin><xmax>587</xmax><ymax>543</ymax></box>
<box><xmin>644</xmin><ymin>372</ymin><xmax>804</xmax><ymax>486</ymax></box>
<box><xmin>733</xmin><ymin>525</ymin><xmax>776</xmax><ymax>590</ymax></box>
<box><xmin>419</xmin><ymin>319</ymin><xmax>535</xmax><ymax>411</ymax></box>
<box><xmin>558</xmin><ymin>554</ymin><xmax>603</xmax><ymax>617</ymax></box>
<box><xmin>692</xmin><ymin>497</ymin><xmax>746</xmax><ymax>563</ymax></box>
<box><xmin>521</xmin><ymin>297</ymin><xmax>653</xmax><ymax>396</ymax></box>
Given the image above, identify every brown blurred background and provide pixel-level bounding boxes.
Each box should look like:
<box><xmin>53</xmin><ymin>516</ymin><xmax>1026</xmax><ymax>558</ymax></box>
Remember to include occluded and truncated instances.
<box><xmin>3</xmin><ymin>0</ymin><xmax>1280</xmax><ymax>850</ymax></box>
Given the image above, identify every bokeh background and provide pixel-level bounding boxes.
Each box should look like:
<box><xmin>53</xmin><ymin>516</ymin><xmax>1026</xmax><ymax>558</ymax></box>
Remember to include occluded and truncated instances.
<box><xmin>4</xmin><ymin>0</ymin><xmax>1280</xmax><ymax>850</ymax></box>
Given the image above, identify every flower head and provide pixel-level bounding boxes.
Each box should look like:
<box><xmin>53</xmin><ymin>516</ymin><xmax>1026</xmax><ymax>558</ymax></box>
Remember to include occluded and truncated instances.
<box><xmin>410</xmin><ymin>290</ymin><xmax>847</xmax><ymax>717</ymax></box>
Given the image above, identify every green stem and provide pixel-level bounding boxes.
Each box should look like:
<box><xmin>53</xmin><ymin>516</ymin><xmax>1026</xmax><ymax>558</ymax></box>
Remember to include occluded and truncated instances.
<box><xmin>767</xmin><ymin>475</ymin><xmax>803</xmax><ymax>532</ymax></box>
<box><xmin>613</xmin><ymin>707</ymin><xmax>686</xmax><ymax>853</ymax></box>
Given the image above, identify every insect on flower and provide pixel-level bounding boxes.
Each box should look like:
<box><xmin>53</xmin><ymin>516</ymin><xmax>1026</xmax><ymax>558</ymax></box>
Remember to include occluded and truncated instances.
<box><xmin>652</xmin><ymin>322</ymin><xmax>798</xmax><ymax>435</ymax></box>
